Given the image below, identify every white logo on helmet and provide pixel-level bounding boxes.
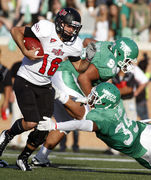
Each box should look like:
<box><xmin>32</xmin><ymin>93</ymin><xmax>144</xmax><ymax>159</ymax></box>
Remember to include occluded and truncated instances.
<box><xmin>120</xmin><ymin>41</ymin><xmax>131</xmax><ymax>57</ymax></box>
<box><xmin>102</xmin><ymin>89</ymin><xmax>116</xmax><ymax>103</ymax></box>
<box><xmin>72</xmin><ymin>21</ymin><xmax>81</xmax><ymax>25</ymax></box>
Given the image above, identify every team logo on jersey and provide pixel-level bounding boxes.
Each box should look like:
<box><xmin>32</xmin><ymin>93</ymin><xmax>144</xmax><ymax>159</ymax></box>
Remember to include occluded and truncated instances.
<box><xmin>52</xmin><ymin>49</ymin><xmax>64</xmax><ymax>56</ymax></box>
<box><xmin>50</xmin><ymin>38</ymin><xmax>57</xmax><ymax>43</ymax></box>
<box><xmin>59</xmin><ymin>9</ymin><xmax>67</xmax><ymax>16</ymax></box>
<box><xmin>34</xmin><ymin>24</ymin><xmax>40</xmax><ymax>32</ymax></box>
<box><xmin>107</xmin><ymin>59</ymin><xmax>115</xmax><ymax>68</ymax></box>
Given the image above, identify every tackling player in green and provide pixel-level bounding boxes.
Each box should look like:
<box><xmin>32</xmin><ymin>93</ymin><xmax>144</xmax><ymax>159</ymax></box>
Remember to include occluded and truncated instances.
<box><xmin>78</xmin><ymin>37</ymin><xmax>139</xmax><ymax>96</ymax></box>
<box><xmin>47</xmin><ymin>82</ymin><xmax>151</xmax><ymax>169</ymax></box>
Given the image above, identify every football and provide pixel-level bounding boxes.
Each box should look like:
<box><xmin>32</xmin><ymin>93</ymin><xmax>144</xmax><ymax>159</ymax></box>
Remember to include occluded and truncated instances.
<box><xmin>23</xmin><ymin>37</ymin><xmax>44</xmax><ymax>56</ymax></box>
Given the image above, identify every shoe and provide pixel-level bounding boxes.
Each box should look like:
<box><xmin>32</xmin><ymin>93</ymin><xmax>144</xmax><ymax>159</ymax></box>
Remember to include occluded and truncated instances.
<box><xmin>16</xmin><ymin>155</ymin><xmax>32</xmax><ymax>171</ymax></box>
<box><xmin>0</xmin><ymin>159</ymin><xmax>9</xmax><ymax>167</ymax></box>
<box><xmin>0</xmin><ymin>130</ymin><xmax>13</xmax><ymax>156</ymax></box>
<box><xmin>31</xmin><ymin>157</ymin><xmax>52</xmax><ymax>167</ymax></box>
<box><xmin>103</xmin><ymin>149</ymin><xmax>114</xmax><ymax>155</ymax></box>
<box><xmin>72</xmin><ymin>146</ymin><xmax>79</xmax><ymax>153</ymax></box>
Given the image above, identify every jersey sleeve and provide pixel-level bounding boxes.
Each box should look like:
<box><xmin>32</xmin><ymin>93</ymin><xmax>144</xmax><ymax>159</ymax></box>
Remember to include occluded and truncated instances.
<box><xmin>31</xmin><ymin>20</ymin><xmax>53</xmax><ymax>38</ymax></box>
<box><xmin>72</xmin><ymin>37</ymin><xmax>83</xmax><ymax>57</ymax></box>
<box><xmin>92</xmin><ymin>58</ymin><xmax>117</xmax><ymax>80</ymax></box>
<box><xmin>91</xmin><ymin>42</ymin><xmax>117</xmax><ymax>81</ymax></box>
<box><xmin>133</xmin><ymin>66</ymin><xmax>149</xmax><ymax>84</ymax></box>
<box><xmin>86</xmin><ymin>109</ymin><xmax>104</xmax><ymax>130</ymax></box>
<box><xmin>97</xmin><ymin>66</ymin><xmax>117</xmax><ymax>80</ymax></box>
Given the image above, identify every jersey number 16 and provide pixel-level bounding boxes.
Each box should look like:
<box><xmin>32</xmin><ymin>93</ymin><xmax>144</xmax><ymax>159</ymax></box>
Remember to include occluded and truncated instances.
<box><xmin>39</xmin><ymin>54</ymin><xmax>62</xmax><ymax>76</ymax></box>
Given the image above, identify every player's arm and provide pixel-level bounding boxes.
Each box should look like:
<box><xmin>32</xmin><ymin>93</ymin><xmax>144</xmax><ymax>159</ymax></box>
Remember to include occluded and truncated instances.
<box><xmin>83</xmin><ymin>38</ymin><xmax>97</xmax><ymax>48</ymax></box>
<box><xmin>64</xmin><ymin>98</ymin><xmax>86</xmax><ymax>120</ymax></box>
<box><xmin>10</xmin><ymin>26</ymin><xmax>43</xmax><ymax>60</ymax></box>
<box><xmin>78</xmin><ymin>64</ymin><xmax>100</xmax><ymax>96</ymax></box>
<box><xmin>38</xmin><ymin>118</ymin><xmax>98</xmax><ymax>132</ymax></box>
<box><xmin>53</xmin><ymin>83</ymin><xmax>86</xmax><ymax>120</ymax></box>
<box><xmin>68</xmin><ymin>56</ymin><xmax>90</xmax><ymax>74</ymax></box>
<box><xmin>56</xmin><ymin>119</ymin><xmax>98</xmax><ymax>132</ymax></box>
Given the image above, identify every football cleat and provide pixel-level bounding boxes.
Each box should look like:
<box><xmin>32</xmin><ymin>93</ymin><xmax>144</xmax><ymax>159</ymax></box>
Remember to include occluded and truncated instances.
<box><xmin>0</xmin><ymin>159</ymin><xmax>9</xmax><ymax>167</ymax></box>
<box><xmin>0</xmin><ymin>130</ymin><xmax>13</xmax><ymax>156</ymax></box>
<box><xmin>16</xmin><ymin>155</ymin><xmax>32</xmax><ymax>171</ymax></box>
<box><xmin>31</xmin><ymin>157</ymin><xmax>52</xmax><ymax>167</ymax></box>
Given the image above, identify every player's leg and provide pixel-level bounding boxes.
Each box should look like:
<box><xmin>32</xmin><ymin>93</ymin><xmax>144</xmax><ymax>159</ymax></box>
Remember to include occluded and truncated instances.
<box><xmin>17</xmin><ymin>130</ymin><xmax>49</xmax><ymax>171</ymax></box>
<box><xmin>135</xmin><ymin>157</ymin><xmax>151</xmax><ymax>169</ymax></box>
<box><xmin>31</xmin><ymin>99</ymin><xmax>70</xmax><ymax>166</ymax></box>
<box><xmin>72</xmin><ymin>131</ymin><xmax>79</xmax><ymax>152</ymax></box>
<box><xmin>59</xmin><ymin>133</ymin><xmax>67</xmax><ymax>152</ymax></box>
<box><xmin>135</xmin><ymin>125</ymin><xmax>151</xmax><ymax>169</ymax></box>
<box><xmin>32</xmin><ymin>101</ymin><xmax>89</xmax><ymax>167</ymax></box>
<box><xmin>0</xmin><ymin>76</ymin><xmax>38</xmax><ymax>156</ymax></box>
<box><xmin>16</xmin><ymin>82</ymin><xmax>55</xmax><ymax>171</ymax></box>
<box><xmin>32</xmin><ymin>130</ymin><xmax>66</xmax><ymax>167</ymax></box>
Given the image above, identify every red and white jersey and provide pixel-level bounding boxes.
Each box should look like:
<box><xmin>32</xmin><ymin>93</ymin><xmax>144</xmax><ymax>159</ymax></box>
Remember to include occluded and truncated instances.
<box><xmin>17</xmin><ymin>20</ymin><xmax>83</xmax><ymax>85</ymax></box>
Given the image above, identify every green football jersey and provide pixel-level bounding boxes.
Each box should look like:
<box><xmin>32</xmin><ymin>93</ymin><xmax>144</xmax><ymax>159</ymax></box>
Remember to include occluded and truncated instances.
<box><xmin>86</xmin><ymin>100</ymin><xmax>147</xmax><ymax>158</ymax></box>
<box><xmin>91</xmin><ymin>41</ymin><xmax>118</xmax><ymax>81</ymax></box>
<box><xmin>56</xmin><ymin>60</ymin><xmax>84</xmax><ymax>96</ymax></box>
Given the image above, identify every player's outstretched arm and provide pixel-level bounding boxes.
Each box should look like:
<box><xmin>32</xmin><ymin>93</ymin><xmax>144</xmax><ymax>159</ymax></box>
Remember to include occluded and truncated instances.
<box><xmin>56</xmin><ymin>120</ymin><xmax>95</xmax><ymax>132</ymax></box>
<box><xmin>37</xmin><ymin>118</ymin><xmax>96</xmax><ymax>132</ymax></box>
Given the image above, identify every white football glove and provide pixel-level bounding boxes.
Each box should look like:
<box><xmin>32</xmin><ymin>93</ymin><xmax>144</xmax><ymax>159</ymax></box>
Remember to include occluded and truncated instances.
<box><xmin>37</xmin><ymin>116</ymin><xmax>56</xmax><ymax>131</ymax></box>
<box><xmin>52</xmin><ymin>84</ymin><xmax>69</xmax><ymax>104</ymax></box>
<box><xmin>75</xmin><ymin>96</ymin><xmax>88</xmax><ymax>104</ymax></box>
<box><xmin>86</xmin><ymin>42</ymin><xmax>96</xmax><ymax>62</ymax></box>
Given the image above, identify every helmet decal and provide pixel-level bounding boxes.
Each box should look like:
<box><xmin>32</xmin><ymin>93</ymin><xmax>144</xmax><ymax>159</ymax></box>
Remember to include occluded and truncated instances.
<box><xmin>59</xmin><ymin>9</ymin><xmax>67</xmax><ymax>16</ymax></box>
<box><xmin>101</xmin><ymin>89</ymin><xmax>117</xmax><ymax>103</ymax></box>
<box><xmin>88</xmin><ymin>82</ymin><xmax>121</xmax><ymax>109</ymax></box>
<box><xmin>120</xmin><ymin>41</ymin><xmax>132</xmax><ymax>57</ymax></box>
<box><xmin>112</xmin><ymin>37</ymin><xmax>139</xmax><ymax>73</ymax></box>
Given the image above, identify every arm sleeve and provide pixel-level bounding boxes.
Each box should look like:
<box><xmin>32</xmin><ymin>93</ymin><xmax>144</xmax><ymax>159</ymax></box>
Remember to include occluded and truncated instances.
<box><xmin>57</xmin><ymin>119</ymin><xmax>93</xmax><ymax>132</ymax></box>
<box><xmin>133</xmin><ymin>66</ymin><xmax>149</xmax><ymax>84</ymax></box>
<box><xmin>68</xmin><ymin>56</ymin><xmax>81</xmax><ymax>62</ymax></box>
<box><xmin>24</xmin><ymin>27</ymin><xmax>38</xmax><ymax>39</ymax></box>
<box><xmin>31</xmin><ymin>20</ymin><xmax>53</xmax><ymax>38</ymax></box>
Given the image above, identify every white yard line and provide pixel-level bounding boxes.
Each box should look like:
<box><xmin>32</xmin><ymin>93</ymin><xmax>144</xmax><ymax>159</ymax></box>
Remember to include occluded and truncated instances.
<box><xmin>4</xmin><ymin>153</ymin><xmax>134</xmax><ymax>162</ymax></box>
<box><xmin>64</xmin><ymin>157</ymin><xmax>135</xmax><ymax>162</ymax></box>
<box><xmin>3</xmin><ymin>152</ymin><xmax>150</xmax><ymax>172</ymax></box>
<box><xmin>57</xmin><ymin>165</ymin><xmax>150</xmax><ymax>172</ymax></box>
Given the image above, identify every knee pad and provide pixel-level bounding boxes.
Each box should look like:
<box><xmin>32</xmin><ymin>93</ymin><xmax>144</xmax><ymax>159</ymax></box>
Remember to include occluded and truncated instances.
<box><xmin>27</xmin><ymin>129</ymin><xmax>49</xmax><ymax>148</ymax></box>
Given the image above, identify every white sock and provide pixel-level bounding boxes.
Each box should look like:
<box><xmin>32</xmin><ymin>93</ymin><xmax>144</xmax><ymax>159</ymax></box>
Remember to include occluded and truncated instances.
<box><xmin>35</xmin><ymin>144</ymin><xmax>51</xmax><ymax>163</ymax></box>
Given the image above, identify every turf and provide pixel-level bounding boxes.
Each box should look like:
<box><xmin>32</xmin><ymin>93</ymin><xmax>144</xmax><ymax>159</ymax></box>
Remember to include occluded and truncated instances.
<box><xmin>0</xmin><ymin>149</ymin><xmax>151</xmax><ymax>180</ymax></box>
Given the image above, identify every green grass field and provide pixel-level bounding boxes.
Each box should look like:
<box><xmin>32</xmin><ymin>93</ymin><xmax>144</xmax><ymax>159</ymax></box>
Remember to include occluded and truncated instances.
<box><xmin>0</xmin><ymin>148</ymin><xmax>151</xmax><ymax>180</ymax></box>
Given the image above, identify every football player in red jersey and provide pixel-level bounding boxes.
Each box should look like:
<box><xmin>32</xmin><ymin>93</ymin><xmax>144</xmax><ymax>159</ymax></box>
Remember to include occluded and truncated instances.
<box><xmin>0</xmin><ymin>8</ymin><xmax>83</xmax><ymax>171</ymax></box>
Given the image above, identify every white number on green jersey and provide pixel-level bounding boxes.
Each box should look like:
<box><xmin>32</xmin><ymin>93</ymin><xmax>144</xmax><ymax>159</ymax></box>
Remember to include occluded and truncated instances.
<box><xmin>115</xmin><ymin>113</ymin><xmax>138</xmax><ymax>145</ymax></box>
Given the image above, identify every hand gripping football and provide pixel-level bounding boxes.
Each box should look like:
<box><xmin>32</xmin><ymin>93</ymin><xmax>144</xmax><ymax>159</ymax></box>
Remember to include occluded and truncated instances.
<box><xmin>24</xmin><ymin>37</ymin><xmax>44</xmax><ymax>56</ymax></box>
